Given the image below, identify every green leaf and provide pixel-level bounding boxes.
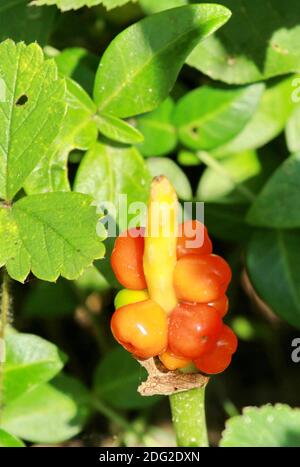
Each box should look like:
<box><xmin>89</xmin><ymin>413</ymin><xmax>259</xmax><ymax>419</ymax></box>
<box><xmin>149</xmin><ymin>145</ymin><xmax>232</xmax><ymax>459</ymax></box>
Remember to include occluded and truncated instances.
<box><xmin>173</xmin><ymin>84</ymin><xmax>264</xmax><ymax>151</ymax></box>
<box><xmin>247</xmin><ymin>154</ymin><xmax>300</xmax><ymax>228</ymax></box>
<box><xmin>74</xmin><ymin>141</ymin><xmax>151</xmax><ymax>225</ymax></box>
<box><xmin>187</xmin><ymin>0</ymin><xmax>300</xmax><ymax>84</ymax></box>
<box><xmin>204</xmin><ymin>203</ymin><xmax>251</xmax><ymax>242</ymax></box>
<box><xmin>0</xmin><ymin>1</ymin><xmax>56</xmax><ymax>45</ymax></box>
<box><xmin>197</xmin><ymin>150</ymin><xmax>261</xmax><ymax>204</ymax></box>
<box><xmin>30</xmin><ymin>0</ymin><xmax>132</xmax><ymax>11</ymax></box>
<box><xmin>147</xmin><ymin>157</ymin><xmax>192</xmax><ymax>200</ymax></box>
<box><xmin>95</xmin><ymin>114</ymin><xmax>144</xmax><ymax>145</ymax></box>
<box><xmin>0</xmin><ymin>207</ymin><xmax>20</xmax><ymax>268</ymax></box>
<box><xmin>1</xmin><ymin>374</ymin><xmax>91</xmax><ymax>444</ymax></box>
<box><xmin>93</xmin><ymin>5</ymin><xmax>232</xmax><ymax>117</ymax></box>
<box><xmin>213</xmin><ymin>76</ymin><xmax>297</xmax><ymax>158</ymax></box>
<box><xmin>75</xmin><ymin>265</ymin><xmax>111</xmax><ymax>294</ymax></box>
<box><xmin>93</xmin><ymin>347</ymin><xmax>160</xmax><ymax>409</ymax></box>
<box><xmin>54</xmin><ymin>47</ymin><xmax>98</xmax><ymax>95</ymax></box>
<box><xmin>136</xmin><ymin>98</ymin><xmax>177</xmax><ymax>157</ymax></box>
<box><xmin>0</xmin><ymin>429</ymin><xmax>24</xmax><ymax>447</ymax></box>
<box><xmin>286</xmin><ymin>105</ymin><xmax>300</xmax><ymax>153</ymax></box>
<box><xmin>1</xmin><ymin>192</ymin><xmax>105</xmax><ymax>283</ymax></box>
<box><xmin>3</xmin><ymin>333</ymin><xmax>66</xmax><ymax>404</ymax></box>
<box><xmin>22</xmin><ymin>279</ymin><xmax>78</xmax><ymax>318</ymax></box>
<box><xmin>139</xmin><ymin>0</ymin><xmax>187</xmax><ymax>16</ymax></box>
<box><xmin>177</xmin><ymin>149</ymin><xmax>200</xmax><ymax>167</ymax></box>
<box><xmin>24</xmin><ymin>78</ymin><xmax>97</xmax><ymax>194</ymax></box>
<box><xmin>246</xmin><ymin>229</ymin><xmax>300</xmax><ymax>329</ymax></box>
<box><xmin>0</xmin><ymin>40</ymin><xmax>66</xmax><ymax>200</ymax></box>
<box><xmin>220</xmin><ymin>404</ymin><xmax>300</xmax><ymax>447</ymax></box>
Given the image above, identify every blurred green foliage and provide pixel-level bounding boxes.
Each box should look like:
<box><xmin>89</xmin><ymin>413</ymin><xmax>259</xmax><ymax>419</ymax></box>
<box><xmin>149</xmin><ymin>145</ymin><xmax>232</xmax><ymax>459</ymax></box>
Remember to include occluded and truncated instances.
<box><xmin>1</xmin><ymin>0</ymin><xmax>300</xmax><ymax>448</ymax></box>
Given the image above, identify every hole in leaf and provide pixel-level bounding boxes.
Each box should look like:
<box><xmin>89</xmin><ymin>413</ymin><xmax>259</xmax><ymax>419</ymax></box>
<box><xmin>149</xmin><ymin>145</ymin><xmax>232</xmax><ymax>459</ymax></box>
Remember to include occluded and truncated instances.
<box><xmin>15</xmin><ymin>94</ymin><xmax>28</xmax><ymax>106</ymax></box>
<box><xmin>190</xmin><ymin>127</ymin><xmax>198</xmax><ymax>138</ymax></box>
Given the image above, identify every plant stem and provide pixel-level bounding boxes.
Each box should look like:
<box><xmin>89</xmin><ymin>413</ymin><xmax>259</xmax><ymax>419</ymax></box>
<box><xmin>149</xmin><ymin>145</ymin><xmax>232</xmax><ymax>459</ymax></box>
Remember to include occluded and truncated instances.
<box><xmin>197</xmin><ymin>150</ymin><xmax>256</xmax><ymax>203</ymax></box>
<box><xmin>170</xmin><ymin>386</ymin><xmax>208</xmax><ymax>447</ymax></box>
<box><xmin>0</xmin><ymin>269</ymin><xmax>10</xmax><ymax>420</ymax></box>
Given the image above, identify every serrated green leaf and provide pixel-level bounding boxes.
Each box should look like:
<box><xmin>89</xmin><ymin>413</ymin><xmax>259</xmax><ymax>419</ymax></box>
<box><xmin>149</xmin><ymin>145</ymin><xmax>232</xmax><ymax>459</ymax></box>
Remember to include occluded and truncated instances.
<box><xmin>30</xmin><ymin>0</ymin><xmax>132</xmax><ymax>11</ymax></box>
<box><xmin>0</xmin><ymin>207</ymin><xmax>20</xmax><ymax>267</ymax></box>
<box><xmin>3</xmin><ymin>333</ymin><xmax>66</xmax><ymax>404</ymax></box>
<box><xmin>14</xmin><ymin>192</ymin><xmax>105</xmax><ymax>281</ymax></box>
<box><xmin>0</xmin><ymin>1</ymin><xmax>56</xmax><ymax>45</ymax></box>
<box><xmin>213</xmin><ymin>76</ymin><xmax>297</xmax><ymax>158</ymax></box>
<box><xmin>197</xmin><ymin>150</ymin><xmax>261</xmax><ymax>204</ymax></box>
<box><xmin>95</xmin><ymin>114</ymin><xmax>144</xmax><ymax>145</ymax></box>
<box><xmin>247</xmin><ymin>154</ymin><xmax>300</xmax><ymax>228</ymax></box>
<box><xmin>6</xmin><ymin>244</ymin><xmax>30</xmax><ymax>284</ymax></box>
<box><xmin>24</xmin><ymin>78</ymin><xmax>97</xmax><ymax>194</ymax></box>
<box><xmin>93</xmin><ymin>5</ymin><xmax>231</xmax><ymax>117</ymax></box>
<box><xmin>187</xmin><ymin>0</ymin><xmax>300</xmax><ymax>84</ymax></box>
<box><xmin>136</xmin><ymin>98</ymin><xmax>177</xmax><ymax>157</ymax></box>
<box><xmin>173</xmin><ymin>84</ymin><xmax>264</xmax><ymax>151</ymax></box>
<box><xmin>1</xmin><ymin>374</ymin><xmax>91</xmax><ymax>444</ymax></box>
<box><xmin>286</xmin><ymin>105</ymin><xmax>300</xmax><ymax>153</ymax></box>
<box><xmin>1</xmin><ymin>192</ymin><xmax>105</xmax><ymax>283</ymax></box>
<box><xmin>220</xmin><ymin>404</ymin><xmax>300</xmax><ymax>447</ymax></box>
<box><xmin>0</xmin><ymin>429</ymin><xmax>24</xmax><ymax>447</ymax></box>
<box><xmin>93</xmin><ymin>347</ymin><xmax>160</xmax><ymax>409</ymax></box>
<box><xmin>74</xmin><ymin>141</ymin><xmax>151</xmax><ymax>225</ymax></box>
<box><xmin>0</xmin><ymin>40</ymin><xmax>66</xmax><ymax>201</ymax></box>
<box><xmin>246</xmin><ymin>229</ymin><xmax>300</xmax><ymax>329</ymax></box>
<box><xmin>147</xmin><ymin>157</ymin><xmax>192</xmax><ymax>200</ymax></box>
<box><xmin>140</xmin><ymin>0</ymin><xmax>187</xmax><ymax>15</ymax></box>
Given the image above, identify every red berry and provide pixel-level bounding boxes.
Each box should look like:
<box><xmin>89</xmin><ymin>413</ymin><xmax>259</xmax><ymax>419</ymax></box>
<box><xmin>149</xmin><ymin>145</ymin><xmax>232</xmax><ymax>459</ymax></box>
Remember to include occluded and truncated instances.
<box><xmin>173</xmin><ymin>254</ymin><xmax>232</xmax><ymax>303</ymax></box>
<box><xmin>168</xmin><ymin>303</ymin><xmax>222</xmax><ymax>359</ymax></box>
<box><xmin>194</xmin><ymin>325</ymin><xmax>238</xmax><ymax>374</ymax></box>
<box><xmin>177</xmin><ymin>220</ymin><xmax>212</xmax><ymax>259</ymax></box>
<box><xmin>208</xmin><ymin>295</ymin><xmax>229</xmax><ymax>318</ymax></box>
<box><xmin>111</xmin><ymin>227</ymin><xmax>147</xmax><ymax>290</ymax></box>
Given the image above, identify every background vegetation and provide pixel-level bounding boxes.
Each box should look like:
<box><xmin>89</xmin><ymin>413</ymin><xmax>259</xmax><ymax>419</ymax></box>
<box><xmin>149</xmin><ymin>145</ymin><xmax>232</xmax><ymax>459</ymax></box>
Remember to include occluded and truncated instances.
<box><xmin>1</xmin><ymin>0</ymin><xmax>300</xmax><ymax>448</ymax></box>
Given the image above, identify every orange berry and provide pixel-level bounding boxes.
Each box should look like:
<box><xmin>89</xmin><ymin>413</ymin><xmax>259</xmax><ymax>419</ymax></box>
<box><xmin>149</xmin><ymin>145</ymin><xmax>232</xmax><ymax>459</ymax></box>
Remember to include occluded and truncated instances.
<box><xmin>177</xmin><ymin>220</ymin><xmax>212</xmax><ymax>259</ymax></box>
<box><xmin>159</xmin><ymin>350</ymin><xmax>191</xmax><ymax>371</ymax></box>
<box><xmin>111</xmin><ymin>227</ymin><xmax>147</xmax><ymax>290</ymax></box>
<box><xmin>111</xmin><ymin>299</ymin><xmax>167</xmax><ymax>359</ymax></box>
<box><xmin>173</xmin><ymin>254</ymin><xmax>231</xmax><ymax>303</ymax></box>
<box><xmin>208</xmin><ymin>295</ymin><xmax>229</xmax><ymax>318</ymax></box>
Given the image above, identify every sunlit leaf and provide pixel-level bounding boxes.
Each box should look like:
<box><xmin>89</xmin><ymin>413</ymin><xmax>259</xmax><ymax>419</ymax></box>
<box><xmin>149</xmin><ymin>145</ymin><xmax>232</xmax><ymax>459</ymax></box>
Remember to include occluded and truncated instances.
<box><xmin>1</xmin><ymin>374</ymin><xmax>91</xmax><ymax>444</ymax></box>
<box><xmin>136</xmin><ymin>98</ymin><xmax>177</xmax><ymax>157</ymax></box>
<box><xmin>1</xmin><ymin>192</ymin><xmax>106</xmax><ymax>282</ymax></box>
<box><xmin>221</xmin><ymin>404</ymin><xmax>300</xmax><ymax>447</ymax></box>
<box><xmin>187</xmin><ymin>0</ymin><xmax>300</xmax><ymax>84</ymax></box>
<box><xmin>94</xmin><ymin>5</ymin><xmax>231</xmax><ymax>117</ymax></box>
<box><xmin>173</xmin><ymin>84</ymin><xmax>264</xmax><ymax>151</ymax></box>
<box><xmin>3</xmin><ymin>333</ymin><xmax>66</xmax><ymax>404</ymax></box>
<box><xmin>0</xmin><ymin>40</ymin><xmax>66</xmax><ymax>200</ymax></box>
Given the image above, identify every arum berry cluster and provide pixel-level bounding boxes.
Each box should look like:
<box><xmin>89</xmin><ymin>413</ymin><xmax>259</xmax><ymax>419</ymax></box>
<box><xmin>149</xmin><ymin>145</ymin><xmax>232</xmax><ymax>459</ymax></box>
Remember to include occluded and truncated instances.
<box><xmin>110</xmin><ymin>177</ymin><xmax>237</xmax><ymax>376</ymax></box>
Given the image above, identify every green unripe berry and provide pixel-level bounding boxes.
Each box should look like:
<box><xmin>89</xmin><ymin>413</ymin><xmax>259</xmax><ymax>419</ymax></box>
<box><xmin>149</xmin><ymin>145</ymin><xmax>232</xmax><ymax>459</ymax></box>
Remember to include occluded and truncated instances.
<box><xmin>114</xmin><ymin>288</ymin><xmax>149</xmax><ymax>309</ymax></box>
